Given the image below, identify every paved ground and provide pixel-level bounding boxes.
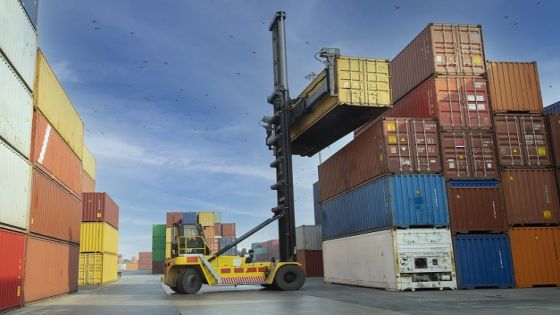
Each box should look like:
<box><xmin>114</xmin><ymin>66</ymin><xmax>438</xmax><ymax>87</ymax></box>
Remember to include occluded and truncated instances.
<box><xmin>9</xmin><ymin>270</ymin><xmax>560</xmax><ymax>315</ymax></box>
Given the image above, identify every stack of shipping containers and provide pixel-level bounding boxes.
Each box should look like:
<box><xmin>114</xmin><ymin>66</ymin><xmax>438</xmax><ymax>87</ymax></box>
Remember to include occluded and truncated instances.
<box><xmin>152</xmin><ymin>224</ymin><xmax>166</xmax><ymax>274</ymax></box>
<box><xmin>79</xmin><ymin>193</ymin><xmax>119</xmax><ymax>285</ymax></box>
<box><xmin>296</xmin><ymin>225</ymin><xmax>323</xmax><ymax>277</ymax></box>
<box><xmin>138</xmin><ymin>252</ymin><xmax>152</xmax><ymax>271</ymax></box>
<box><xmin>487</xmin><ymin>62</ymin><xmax>560</xmax><ymax>288</ymax></box>
<box><xmin>215</xmin><ymin>222</ymin><xmax>237</xmax><ymax>255</ymax></box>
<box><xmin>251</xmin><ymin>240</ymin><xmax>280</xmax><ymax>262</ymax></box>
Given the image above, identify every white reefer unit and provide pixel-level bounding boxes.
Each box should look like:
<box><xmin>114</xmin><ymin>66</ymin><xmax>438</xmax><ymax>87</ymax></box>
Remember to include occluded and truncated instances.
<box><xmin>323</xmin><ymin>228</ymin><xmax>457</xmax><ymax>291</ymax></box>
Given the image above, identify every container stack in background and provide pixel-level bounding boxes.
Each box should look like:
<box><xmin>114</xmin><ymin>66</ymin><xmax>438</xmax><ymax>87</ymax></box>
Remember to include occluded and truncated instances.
<box><xmin>138</xmin><ymin>252</ymin><xmax>152</xmax><ymax>271</ymax></box>
<box><xmin>216</xmin><ymin>222</ymin><xmax>237</xmax><ymax>255</ymax></box>
<box><xmin>544</xmin><ymin>103</ymin><xmax>560</xmax><ymax>199</ymax></box>
<box><xmin>251</xmin><ymin>240</ymin><xmax>280</xmax><ymax>262</ymax></box>
<box><xmin>295</xmin><ymin>225</ymin><xmax>323</xmax><ymax>277</ymax></box>
<box><xmin>151</xmin><ymin>224</ymin><xmax>166</xmax><ymax>274</ymax></box>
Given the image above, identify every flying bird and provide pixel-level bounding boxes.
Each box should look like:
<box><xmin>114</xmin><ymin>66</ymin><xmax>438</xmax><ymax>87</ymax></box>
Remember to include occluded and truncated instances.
<box><xmin>91</xmin><ymin>20</ymin><xmax>97</xmax><ymax>23</ymax></box>
<box><xmin>130</xmin><ymin>31</ymin><xmax>134</xmax><ymax>35</ymax></box>
<box><xmin>394</xmin><ymin>5</ymin><xmax>400</xmax><ymax>10</ymax></box>
<box><xmin>94</xmin><ymin>27</ymin><xmax>100</xmax><ymax>31</ymax></box>
<box><xmin>236</xmin><ymin>72</ymin><xmax>241</xmax><ymax>75</ymax></box>
<box><xmin>305</xmin><ymin>41</ymin><xmax>310</xmax><ymax>45</ymax></box>
<box><xmin>228</xmin><ymin>35</ymin><xmax>234</xmax><ymax>39</ymax></box>
<box><xmin>504</xmin><ymin>15</ymin><xmax>509</xmax><ymax>19</ymax></box>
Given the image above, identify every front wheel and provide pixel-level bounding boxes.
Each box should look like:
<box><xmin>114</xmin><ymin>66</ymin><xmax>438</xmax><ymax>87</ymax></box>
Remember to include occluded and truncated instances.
<box><xmin>273</xmin><ymin>265</ymin><xmax>305</xmax><ymax>291</ymax></box>
<box><xmin>176</xmin><ymin>268</ymin><xmax>203</xmax><ymax>294</ymax></box>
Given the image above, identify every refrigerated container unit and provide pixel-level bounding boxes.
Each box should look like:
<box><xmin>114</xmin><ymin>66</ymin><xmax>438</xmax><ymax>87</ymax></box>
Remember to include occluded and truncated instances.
<box><xmin>0</xmin><ymin>228</ymin><xmax>26</xmax><ymax>312</ymax></box>
<box><xmin>323</xmin><ymin>228</ymin><xmax>457</xmax><ymax>291</ymax></box>
<box><xmin>82</xmin><ymin>192</ymin><xmax>119</xmax><ymax>229</ymax></box>
<box><xmin>453</xmin><ymin>234</ymin><xmax>514</xmax><ymax>289</ymax></box>
<box><xmin>0</xmin><ymin>139</ymin><xmax>31</xmax><ymax>231</ymax></box>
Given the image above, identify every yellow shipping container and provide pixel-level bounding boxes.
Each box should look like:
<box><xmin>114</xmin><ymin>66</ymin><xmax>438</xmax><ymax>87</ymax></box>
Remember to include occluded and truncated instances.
<box><xmin>79</xmin><ymin>252</ymin><xmax>118</xmax><ymax>285</ymax></box>
<box><xmin>198</xmin><ymin>211</ymin><xmax>215</xmax><ymax>227</ymax></box>
<box><xmin>80</xmin><ymin>222</ymin><xmax>118</xmax><ymax>254</ymax></box>
<box><xmin>34</xmin><ymin>49</ymin><xmax>84</xmax><ymax>160</ymax></box>
<box><xmin>165</xmin><ymin>227</ymin><xmax>171</xmax><ymax>243</ymax></box>
<box><xmin>291</xmin><ymin>56</ymin><xmax>391</xmax><ymax>156</ymax></box>
<box><xmin>126</xmin><ymin>262</ymin><xmax>138</xmax><ymax>270</ymax></box>
<box><xmin>82</xmin><ymin>144</ymin><xmax>96</xmax><ymax>180</ymax></box>
<box><xmin>165</xmin><ymin>242</ymin><xmax>171</xmax><ymax>259</ymax></box>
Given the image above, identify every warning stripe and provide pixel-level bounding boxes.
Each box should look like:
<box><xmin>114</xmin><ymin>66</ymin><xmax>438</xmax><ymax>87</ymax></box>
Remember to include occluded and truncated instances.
<box><xmin>221</xmin><ymin>276</ymin><xmax>266</xmax><ymax>284</ymax></box>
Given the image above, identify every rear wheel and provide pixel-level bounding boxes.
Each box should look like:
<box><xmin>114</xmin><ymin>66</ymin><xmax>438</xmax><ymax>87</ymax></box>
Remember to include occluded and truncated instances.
<box><xmin>273</xmin><ymin>265</ymin><xmax>305</xmax><ymax>291</ymax></box>
<box><xmin>176</xmin><ymin>268</ymin><xmax>203</xmax><ymax>294</ymax></box>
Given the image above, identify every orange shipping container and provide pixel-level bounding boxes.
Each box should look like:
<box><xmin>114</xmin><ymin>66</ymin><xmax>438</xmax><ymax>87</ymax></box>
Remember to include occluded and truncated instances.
<box><xmin>24</xmin><ymin>236</ymin><xmax>79</xmax><ymax>302</ymax></box>
<box><xmin>546</xmin><ymin>115</ymin><xmax>560</xmax><ymax>167</ymax></box>
<box><xmin>31</xmin><ymin>110</ymin><xmax>82</xmax><ymax>198</ymax></box>
<box><xmin>82</xmin><ymin>171</ymin><xmax>95</xmax><ymax>193</ymax></box>
<box><xmin>221</xmin><ymin>223</ymin><xmax>236</xmax><ymax>237</ymax></box>
<box><xmin>486</xmin><ymin>62</ymin><xmax>543</xmax><ymax>113</ymax></box>
<box><xmin>509</xmin><ymin>227</ymin><xmax>560</xmax><ymax>288</ymax></box>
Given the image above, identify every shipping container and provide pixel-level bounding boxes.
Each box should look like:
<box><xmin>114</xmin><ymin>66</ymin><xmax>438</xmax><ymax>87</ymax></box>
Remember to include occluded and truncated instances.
<box><xmin>323</xmin><ymin>228</ymin><xmax>456</xmax><ymax>291</ymax></box>
<box><xmin>0</xmin><ymin>228</ymin><xmax>25</xmax><ymax>312</ymax></box>
<box><xmin>138</xmin><ymin>252</ymin><xmax>152</xmax><ymax>270</ymax></box>
<box><xmin>494</xmin><ymin>114</ymin><xmax>552</xmax><ymax>167</ymax></box>
<box><xmin>389</xmin><ymin>76</ymin><xmax>492</xmax><ymax>129</ymax></box>
<box><xmin>0</xmin><ymin>0</ymin><xmax>37</xmax><ymax>89</ymax></box>
<box><xmin>31</xmin><ymin>110</ymin><xmax>82</xmax><ymax>197</ymax></box>
<box><xmin>391</xmin><ymin>24</ymin><xmax>485</xmax><ymax>103</ymax></box>
<box><xmin>509</xmin><ymin>227</ymin><xmax>560</xmax><ymax>288</ymax></box>
<box><xmin>322</xmin><ymin>174</ymin><xmax>449</xmax><ymax>240</ymax></box>
<box><xmin>486</xmin><ymin>62</ymin><xmax>543</xmax><ymax>113</ymax></box>
<box><xmin>34</xmin><ymin>50</ymin><xmax>84</xmax><ymax>160</ymax></box>
<box><xmin>453</xmin><ymin>234</ymin><xmax>514</xmax><ymax>289</ymax></box>
<box><xmin>166</xmin><ymin>212</ymin><xmax>182</xmax><ymax>227</ymax></box>
<box><xmin>0</xmin><ymin>53</ymin><xmax>33</xmax><ymax>158</ymax></box>
<box><xmin>24</xmin><ymin>236</ymin><xmax>79</xmax><ymax>303</ymax></box>
<box><xmin>125</xmin><ymin>262</ymin><xmax>138</xmax><ymax>270</ymax></box>
<box><xmin>296</xmin><ymin>250</ymin><xmax>323</xmax><ymax>277</ymax></box>
<box><xmin>545</xmin><ymin>114</ymin><xmax>560</xmax><ymax>167</ymax></box>
<box><xmin>0</xmin><ymin>140</ymin><xmax>31</xmax><ymax>230</ymax></box>
<box><xmin>447</xmin><ymin>181</ymin><xmax>506</xmax><ymax>234</ymax></box>
<box><xmin>221</xmin><ymin>223</ymin><xmax>236</xmax><ymax>237</ymax></box>
<box><xmin>313</xmin><ymin>182</ymin><xmax>322</xmax><ymax>225</ymax></box>
<box><xmin>80</xmin><ymin>222</ymin><xmax>118</xmax><ymax>254</ymax></box>
<box><xmin>82</xmin><ymin>144</ymin><xmax>96</xmax><ymax>180</ymax></box>
<box><xmin>440</xmin><ymin>130</ymin><xmax>498</xmax><ymax>179</ymax></box>
<box><xmin>181</xmin><ymin>212</ymin><xmax>197</xmax><ymax>224</ymax></box>
<box><xmin>19</xmin><ymin>0</ymin><xmax>39</xmax><ymax>29</ymax></box>
<box><xmin>82</xmin><ymin>192</ymin><xmax>119</xmax><ymax>229</ymax></box>
<box><xmin>152</xmin><ymin>224</ymin><xmax>166</xmax><ymax>261</ymax></box>
<box><xmin>29</xmin><ymin>168</ymin><xmax>82</xmax><ymax>243</ymax></box>
<box><xmin>82</xmin><ymin>171</ymin><xmax>95</xmax><ymax>193</ymax></box>
<box><xmin>319</xmin><ymin>118</ymin><xmax>441</xmax><ymax>202</ymax></box>
<box><xmin>78</xmin><ymin>252</ymin><xmax>118</xmax><ymax>285</ymax></box>
<box><xmin>501</xmin><ymin>169</ymin><xmax>560</xmax><ymax>225</ymax></box>
<box><xmin>544</xmin><ymin>101</ymin><xmax>560</xmax><ymax>115</ymax></box>
<box><xmin>198</xmin><ymin>211</ymin><xmax>215</xmax><ymax>226</ymax></box>
<box><xmin>296</xmin><ymin>225</ymin><xmax>322</xmax><ymax>250</ymax></box>
<box><xmin>291</xmin><ymin>56</ymin><xmax>391</xmax><ymax>156</ymax></box>
<box><xmin>165</xmin><ymin>227</ymin><xmax>171</xmax><ymax>243</ymax></box>
<box><xmin>152</xmin><ymin>261</ymin><xmax>165</xmax><ymax>274</ymax></box>
<box><xmin>219</xmin><ymin>237</ymin><xmax>238</xmax><ymax>256</ymax></box>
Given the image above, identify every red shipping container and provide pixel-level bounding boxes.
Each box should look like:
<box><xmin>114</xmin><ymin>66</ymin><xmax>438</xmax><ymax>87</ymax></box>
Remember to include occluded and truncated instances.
<box><xmin>30</xmin><ymin>110</ymin><xmax>82</xmax><ymax>198</ymax></box>
<box><xmin>221</xmin><ymin>223</ymin><xmax>236</xmax><ymax>237</ymax></box>
<box><xmin>152</xmin><ymin>261</ymin><xmax>165</xmax><ymax>274</ymax></box>
<box><xmin>546</xmin><ymin>114</ymin><xmax>560</xmax><ymax>167</ymax></box>
<box><xmin>501</xmin><ymin>169</ymin><xmax>560</xmax><ymax>225</ymax></box>
<box><xmin>440</xmin><ymin>130</ymin><xmax>498</xmax><ymax>180</ymax></box>
<box><xmin>166</xmin><ymin>212</ymin><xmax>182</xmax><ymax>227</ymax></box>
<box><xmin>29</xmin><ymin>168</ymin><xmax>82</xmax><ymax>243</ymax></box>
<box><xmin>447</xmin><ymin>181</ymin><xmax>506</xmax><ymax>234</ymax></box>
<box><xmin>82</xmin><ymin>172</ymin><xmax>95</xmax><ymax>193</ymax></box>
<box><xmin>24</xmin><ymin>236</ymin><xmax>79</xmax><ymax>303</ymax></box>
<box><xmin>82</xmin><ymin>192</ymin><xmax>119</xmax><ymax>229</ymax></box>
<box><xmin>0</xmin><ymin>228</ymin><xmax>25</xmax><ymax>312</ymax></box>
<box><xmin>494</xmin><ymin>114</ymin><xmax>552</xmax><ymax>167</ymax></box>
<box><xmin>296</xmin><ymin>250</ymin><xmax>323</xmax><ymax>277</ymax></box>
<box><xmin>214</xmin><ymin>223</ymin><xmax>222</xmax><ymax>236</ymax></box>
<box><xmin>389</xmin><ymin>76</ymin><xmax>492</xmax><ymax>129</ymax></box>
<box><xmin>391</xmin><ymin>23</ymin><xmax>486</xmax><ymax>102</ymax></box>
<box><xmin>138</xmin><ymin>252</ymin><xmax>152</xmax><ymax>270</ymax></box>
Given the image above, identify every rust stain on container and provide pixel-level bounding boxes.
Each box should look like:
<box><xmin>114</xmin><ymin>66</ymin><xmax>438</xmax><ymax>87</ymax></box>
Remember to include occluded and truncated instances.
<box><xmin>494</xmin><ymin>114</ymin><xmax>552</xmax><ymax>167</ymax></box>
<box><xmin>29</xmin><ymin>168</ymin><xmax>82</xmax><ymax>243</ymax></box>
<box><xmin>82</xmin><ymin>193</ymin><xmax>119</xmax><ymax>229</ymax></box>
<box><xmin>24</xmin><ymin>236</ymin><xmax>79</xmax><ymax>303</ymax></box>
<box><xmin>391</xmin><ymin>23</ymin><xmax>485</xmax><ymax>102</ymax></box>
<box><xmin>501</xmin><ymin>169</ymin><xmax>560</xmax><ymax>225</ymax></box>
<box><xmin>320</xmin><ymin>118</ymin><xmax>441</xmax><ymax>202</ymax></box>
<box><xmin>487</xmin><ymin>62</ymin><xmax>543</xmax><ymax>113</ymax></box>
<box><xmin>546</xmin><ymin>114</ymin><xmax>560</xmax><ymax>167</ymax></box>
<box><xmin>30</xmin><ymin>110</ymin><xmax>82</xmax><ymax>198</ymax></box>
<box><xmin>81</xmin><ymin>171</ymin><xmax>95</xmax><ymax>193</ymax></box>
<box><xmin>296</xmin><ymin>250</ymin><xmax>323</xmax><ymax>277</ymax></box>
<box><xmin>509</xmin><ymin>227</ymin><xmax>560</xmax><ymax>288</ymax></box>
<box><xmin>440</xmin><ymin>130</ymin><xmax>498</xmax><ymax>180</ymax></box>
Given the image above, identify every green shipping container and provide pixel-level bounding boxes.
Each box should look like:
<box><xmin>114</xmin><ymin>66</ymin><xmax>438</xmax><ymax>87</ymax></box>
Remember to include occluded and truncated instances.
<box><xmin>152</xmin><ymin>224</ymin><xmax>166</xmax><ymax>261</ymax></box>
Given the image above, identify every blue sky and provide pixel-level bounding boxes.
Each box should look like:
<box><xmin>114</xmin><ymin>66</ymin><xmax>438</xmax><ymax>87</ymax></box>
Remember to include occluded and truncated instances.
<box><xmin>37</xmin><ymin>0</ymin><xmax>560</xmax><ymax>258</ymax></box>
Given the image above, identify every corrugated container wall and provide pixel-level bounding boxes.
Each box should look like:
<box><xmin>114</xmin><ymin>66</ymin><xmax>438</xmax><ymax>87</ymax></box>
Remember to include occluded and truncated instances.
<box><xmin>24</xmin><ymin>236</ymin><xmax>79</xmax><ymax>303</ymax></box>
<box><xmin>296</xmin><ymin>250</ymin><xmax>323</xmax><ymax>277</ymax></box>
<box><xmin>296</xmin><ymin>225</ymin><xmax>322</xmax><ymax>250</ymax></box>
<box><xmin>221</xmin><ymin>223</ymin><xmax>236</xmax><ymax>237</ymax></box>
<box><xmin>181</xmin><ymin>212</ymin><xmax>197</xmax><ymax>224</ymax></box>
<box><xmin>494</xmin><ymin>114</ymin><xmax>552</xmax><ymax>167</ymax></box>
<box><xmin>486</xmin><ymin>62</ymin><xmax>543</xmax><ymax>113</ymax></box>
<box><xmin>447</xmin><ymin>181</ymin><xmax>506</xmax><ymax>233</ymax></box>
<box><xmin>500</xmin><ymin>169</ymin><xmax>560</xmax><ymax>225</ymax></box>
<box><xmin>390</xmin><ymin>23</ymin><xmax>485</xmax><ymax>102</ymax></box>
<box><xmin>80</xmin><ymin>222</ymin><xmax>118</xmax><ymax>254</ymax></box>
<box><xmin>544</xmin><ymin>101</ymin><xmax>560</xmax><ymax>115</ymax></box>
<box><xmin>0</xmin><ymin>228</ymin><xmax>25</xmax><ymax>312</ymax></box>
<box><xmin>198</xmin><ymin>211</ymin><xmax>215</xmax><ymax>227</ymax></box>
<box><xmin>152</xmin><ymin>261</ymin><xmax>165</xmax><ymax>274</ymax></box>
<box><xmin>82</xmin><ymin>145</ymin><xmax>96</xmax><ymax>180</ymax></box>
<box><xmin>323</xmin><ymin>229</ymin><xmax>457</xmax><ymax>291</ymax></box>
<box><xmin>389</xmin><ymin>76</ymin><xmax>492</xmax><ymax>129</ymax></box>
<box><xmin>0</xmin><ymin>140</ymin><xmax>31</xmax><ymax>230</ymax></box>
<box><xmin>34</xmin><ymin>50</ymin><xmax>84</xmax><ymax>160</ymax></box>
<box><xmin>166</xmin><ymin>212</ymin><xmax>182</xmax><ymax>227</ymax></box>
<box><xmin>78</xmin><ymin>252</ymin><xmax>118</xmax><ymax>285</ymax></box>
<box><xmin>0</xmin><ymin>53</ymin><xmax>33</xmax><ymax>158</ymax></box>
<box><xmin>291</xmin><ymin>56</ymin><xmax>391</xmax><ymax>156</ymax></box>
<box><xmin>82</xmin><ymin>193</ymin><xmax>119</xmax><ymax>229</ymax></box>
<box><xmin>219</xmin><ymin>237</ymin><xmax>238</xmax><ymax>256</ymax></box>
<box><xmin>31</xmin><ymin>110</ymin><xmax>82</xmax><ymax>197</ymax></box>
<box><xmin>152</xmin><ymin>224</ymin><xmax>166</xmax><ymax>261</ymax></box>
<box><xmin>0</xmin><ymin>0</ymin><xmax>37</xmax><ymax>89</ymax></box>
<box><xmin>319</xmin><ymin>118</ymin><xmax>441</xmax><ymax>202</ymax></box>
<box><xmin>322</xmin><ymin>174</ymin><xmax>449</xmax><ymax>240</ymax></box>
<box><xmin>453</xmin><ymin>234</ymin><xmax>514</xmax><ymax>289</ymax></box>
<box><xmin>440</xmin><ymin>130</ymin><xmax>498</xmax><ymax>179</ymax></box>
<box><xmin>545</xmin><ymin>114</ymin><xmax>560</xmax><ymax>167</ymax></box>
<box><xmin>82</xmin><ymin>172</ymin><xmax>95</xmax><ymax>193</ymax></box>
<box><xmin>509</xmin><ymin>227</ymin><xmax>560</xmax><ymax>288</ymax></box>
<box><xmin>313</xmin><ymin>182</ymin><xmax>322</xmax><ymax>225</ymax></box>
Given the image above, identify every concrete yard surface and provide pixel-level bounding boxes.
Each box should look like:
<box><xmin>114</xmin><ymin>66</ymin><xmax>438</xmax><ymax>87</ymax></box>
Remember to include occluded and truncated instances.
<box><xmin>8</xmin><ymin>270</ymin><xmax>560</xmax><ymax>315</ymax></box>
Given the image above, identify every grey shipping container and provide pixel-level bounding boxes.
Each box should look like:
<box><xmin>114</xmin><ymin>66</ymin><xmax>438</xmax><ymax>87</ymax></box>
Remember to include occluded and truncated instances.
<box><xmin>296</xmin><ymin>225</ymin><xmax>322</xmax><ymax>250</ymax></box>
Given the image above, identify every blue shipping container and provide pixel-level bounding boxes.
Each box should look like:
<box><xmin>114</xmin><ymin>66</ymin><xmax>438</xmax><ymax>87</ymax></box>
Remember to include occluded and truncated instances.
<box><xmin>453</xmin><ymin>234</ymin><xmax>515</xmax><ymax>289</ymax></box>
<box><xmin>220</xmin><ymin>237</ymin><xmax>237</xmax><ymax>256</ymax></box>
<box><xmin>182</xmin><ymin>212</ymin><xmax>197</xmax><ymax>224</ymax></box>
<box><xmin>544</xmin><ymin>101</ymin><xmax>560</xmax><ymax>115</ymax></box>
<box><xmin>322</xmin><ymin>174</ymin><xmax>449</xmax><ymax>239</ymax></box>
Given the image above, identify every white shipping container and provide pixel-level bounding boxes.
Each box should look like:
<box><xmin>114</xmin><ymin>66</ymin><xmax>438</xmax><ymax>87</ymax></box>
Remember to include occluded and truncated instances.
<box><xmin>0</xmin><ymin>53</ymin><xmax>33</xmax><ymax>158</ymax></box>
<box><xmin>296</xmin><ymin>225</ymin><xmax>322</xmax><ymax>250</ymax></box>
<box><xmin>323</xmin><ymin>228</ymin><xmax>457</xmax><ymax>291</ymax></box>
<box><xmin>0</xmin><ymin>139</ymin><xmax>31</xmax><ymax>230</ymax></box>
<box><xmin>0</xmin><ymin>0</ymin><xmax>38</xmax><ymax>89</ymax></box>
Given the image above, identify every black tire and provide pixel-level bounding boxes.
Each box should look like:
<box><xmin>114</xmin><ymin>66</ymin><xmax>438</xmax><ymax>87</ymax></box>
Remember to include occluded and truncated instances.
<box><xmin>176</xmin><ymin>268</ymin><xmax>203</xmax><ymax>294</ymax></box>
<box><xmin>260</xmin><ymin>283</ymin><xmax>276</xmax><ymax>290</ymax></box>
<box><xmin>273</xmin><ymin>265</ymin><xmax>305</xmax><ymax>291</ymax></box>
